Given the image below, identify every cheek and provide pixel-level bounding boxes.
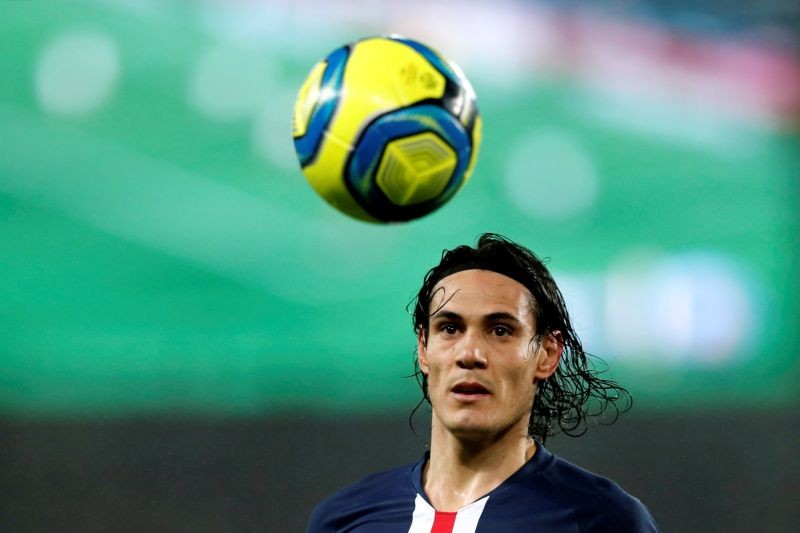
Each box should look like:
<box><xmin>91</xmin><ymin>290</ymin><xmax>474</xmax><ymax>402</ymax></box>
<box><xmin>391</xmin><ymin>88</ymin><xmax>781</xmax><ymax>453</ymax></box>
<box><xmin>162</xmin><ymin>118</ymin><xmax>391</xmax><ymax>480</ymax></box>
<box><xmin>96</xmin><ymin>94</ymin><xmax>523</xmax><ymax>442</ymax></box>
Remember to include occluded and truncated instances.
<box><xmin>509</xmin><ymin>376</ymin><xmax>538</xmax><ymax>414</ymax></box>
<box><xmin>424</xmin><ymin>356</ymin><xmax>447</xmax><ymax>383</ymax></box>
<box><xmin>509</xmin><ymin>361</ymin><xmax>539</xmax><ymax>394</ymax></box>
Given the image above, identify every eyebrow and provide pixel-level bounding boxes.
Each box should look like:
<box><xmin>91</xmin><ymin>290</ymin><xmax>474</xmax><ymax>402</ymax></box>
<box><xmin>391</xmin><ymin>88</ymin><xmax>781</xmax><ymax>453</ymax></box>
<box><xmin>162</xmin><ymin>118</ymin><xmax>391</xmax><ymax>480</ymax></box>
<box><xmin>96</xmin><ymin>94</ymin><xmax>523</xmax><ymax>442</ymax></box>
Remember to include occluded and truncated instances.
<box><xmin>430</xmin><ymin>310</ymin><xmax>462</xmax><ymax>321</ymax></box>
<box><xmin>485</xmin><ymin>312</ymin><xmax>523</xmax><ymax>324</ymax></box>
<box><xmin>430</xmin><ymin>310</ymin><xmax>523</xmax><ymax>325</ymax></box>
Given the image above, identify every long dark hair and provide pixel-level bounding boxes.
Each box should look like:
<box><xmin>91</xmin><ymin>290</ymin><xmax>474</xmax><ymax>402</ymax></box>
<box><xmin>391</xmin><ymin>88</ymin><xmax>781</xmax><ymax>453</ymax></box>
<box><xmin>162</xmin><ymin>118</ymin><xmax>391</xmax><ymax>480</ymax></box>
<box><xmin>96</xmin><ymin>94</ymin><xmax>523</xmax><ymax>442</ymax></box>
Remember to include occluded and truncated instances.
<box><xmin>410</xmin><ymin>233</ymin><xmax>631</xmax><ymax>443</ymax></box>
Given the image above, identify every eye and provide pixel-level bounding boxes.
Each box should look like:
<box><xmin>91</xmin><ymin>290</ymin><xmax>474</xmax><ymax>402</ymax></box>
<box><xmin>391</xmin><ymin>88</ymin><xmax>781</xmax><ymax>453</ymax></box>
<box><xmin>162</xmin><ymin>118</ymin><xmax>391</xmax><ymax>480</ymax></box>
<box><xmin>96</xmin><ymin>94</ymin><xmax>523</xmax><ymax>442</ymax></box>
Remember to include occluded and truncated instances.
<box><xmin>440</xmin><ymin>323</ymin><xmax>459</xmax><ymax>335</ymax></box>
<box><xmin>492</xmin><ymin>325</ymin><xmax>512</xmax><ymax>337</ymax></box>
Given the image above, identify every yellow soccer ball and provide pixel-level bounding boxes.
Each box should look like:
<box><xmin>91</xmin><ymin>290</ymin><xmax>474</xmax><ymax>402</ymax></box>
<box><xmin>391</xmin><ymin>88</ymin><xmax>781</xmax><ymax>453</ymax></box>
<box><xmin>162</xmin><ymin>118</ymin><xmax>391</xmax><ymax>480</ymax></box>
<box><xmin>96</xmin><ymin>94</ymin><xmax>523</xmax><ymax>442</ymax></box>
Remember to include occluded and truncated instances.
<box><xmin>292</xmin><ymin>35</ymin><xmax>482</xmax><ymax>223</ymax></box>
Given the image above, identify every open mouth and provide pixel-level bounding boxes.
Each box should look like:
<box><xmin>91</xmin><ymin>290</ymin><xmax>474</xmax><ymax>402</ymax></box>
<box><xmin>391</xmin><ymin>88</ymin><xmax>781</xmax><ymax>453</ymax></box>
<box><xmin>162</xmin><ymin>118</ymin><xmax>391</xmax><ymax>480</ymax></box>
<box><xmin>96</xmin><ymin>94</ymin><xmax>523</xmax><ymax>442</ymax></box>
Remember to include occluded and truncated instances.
<box><xmin>451</xmin><ymin>382</ymin><xmax>490</xmax><ymax>399</ymax></box>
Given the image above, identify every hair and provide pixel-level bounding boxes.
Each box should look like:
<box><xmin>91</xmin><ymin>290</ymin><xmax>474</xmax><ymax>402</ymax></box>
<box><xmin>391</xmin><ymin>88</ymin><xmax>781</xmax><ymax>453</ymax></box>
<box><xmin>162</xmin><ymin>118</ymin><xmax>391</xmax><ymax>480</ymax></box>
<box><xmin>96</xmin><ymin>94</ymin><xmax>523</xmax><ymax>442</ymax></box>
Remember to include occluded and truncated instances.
<box><xmin>410</xmin><ymin>233</ymin><xmax>631</xmax><ymax>443</ymax></box>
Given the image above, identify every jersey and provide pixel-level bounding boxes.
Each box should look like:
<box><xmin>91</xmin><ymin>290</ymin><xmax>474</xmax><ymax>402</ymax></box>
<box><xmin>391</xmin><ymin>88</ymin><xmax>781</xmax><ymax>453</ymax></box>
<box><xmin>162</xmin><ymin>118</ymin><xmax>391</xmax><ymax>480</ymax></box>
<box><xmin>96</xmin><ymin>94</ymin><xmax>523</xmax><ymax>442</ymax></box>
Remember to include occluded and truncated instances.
<box><xmin>307</xmin><ymin>444</ymin><xmax>658</xmax><ymax>532</ymax></box>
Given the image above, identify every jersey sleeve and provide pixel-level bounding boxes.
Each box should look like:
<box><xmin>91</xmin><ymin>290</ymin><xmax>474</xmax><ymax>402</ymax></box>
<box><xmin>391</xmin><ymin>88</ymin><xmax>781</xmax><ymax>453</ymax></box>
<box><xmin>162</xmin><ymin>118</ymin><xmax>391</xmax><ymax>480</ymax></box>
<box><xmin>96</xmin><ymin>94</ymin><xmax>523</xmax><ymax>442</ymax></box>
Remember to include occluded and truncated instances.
<box><xmin>306</xmin><ymin>500</ymin><xmax>337</xmax><ymax>533</ymax></box>
<box><xmin>583</xmin><ymin>494</ymin><xmax>660</xmax><ymax>533</ymax></box>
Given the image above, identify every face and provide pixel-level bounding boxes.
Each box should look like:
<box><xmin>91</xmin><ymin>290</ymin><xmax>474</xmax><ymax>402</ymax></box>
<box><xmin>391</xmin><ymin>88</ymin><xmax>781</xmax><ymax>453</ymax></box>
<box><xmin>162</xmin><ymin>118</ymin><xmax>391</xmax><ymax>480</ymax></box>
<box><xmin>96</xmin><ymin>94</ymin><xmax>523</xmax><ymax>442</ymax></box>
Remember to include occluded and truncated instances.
<box><xmin>418</xmin><ymin>269</ymin><xmax>561</xmax><ymax>442</ymax></box>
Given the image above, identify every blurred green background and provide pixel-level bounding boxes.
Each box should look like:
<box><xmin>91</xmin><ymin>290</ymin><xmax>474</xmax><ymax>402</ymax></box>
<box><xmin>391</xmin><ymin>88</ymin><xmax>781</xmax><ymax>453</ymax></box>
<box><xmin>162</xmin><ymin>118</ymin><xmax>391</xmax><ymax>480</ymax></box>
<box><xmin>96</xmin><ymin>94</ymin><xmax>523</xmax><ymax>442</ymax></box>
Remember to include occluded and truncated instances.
<box><xmin>2</xmin><ymin>0</ymin><xmax>797</xmax><ymax>417</ymax></box>
<box><xmin>2</xmin><ymin>1</ymin><xmax>799</xmax><ymax>532</ymax></box>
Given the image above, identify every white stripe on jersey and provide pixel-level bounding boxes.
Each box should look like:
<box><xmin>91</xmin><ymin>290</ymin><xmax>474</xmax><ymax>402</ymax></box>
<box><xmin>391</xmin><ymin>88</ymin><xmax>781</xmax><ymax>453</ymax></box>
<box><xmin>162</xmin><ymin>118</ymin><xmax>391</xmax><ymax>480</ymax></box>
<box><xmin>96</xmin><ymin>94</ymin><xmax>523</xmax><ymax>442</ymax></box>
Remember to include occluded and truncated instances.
<box><xmin>407</xmin><ymin>493</ymin><xmax>489</xmax><ymax>533</ymax></box>
<box><xmin>452</xmin><ymin>496</ymin><xmax>489</xmax><ymax>533</ymax></box>
<box><xmin>408</xmin><ymin>494</ymin><xmax>435</xmax><ymax>533</ymax></box>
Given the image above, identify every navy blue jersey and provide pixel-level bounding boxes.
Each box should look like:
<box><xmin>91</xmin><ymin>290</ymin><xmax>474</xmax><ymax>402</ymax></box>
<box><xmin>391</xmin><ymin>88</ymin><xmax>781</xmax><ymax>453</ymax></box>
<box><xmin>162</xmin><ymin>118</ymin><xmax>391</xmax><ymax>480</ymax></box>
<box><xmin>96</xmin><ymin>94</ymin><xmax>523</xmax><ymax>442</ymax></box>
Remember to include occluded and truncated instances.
<box><xmin>307</xmin><ymin>444</ymin><xmax>658</xmax><ymax>532</ymax></box>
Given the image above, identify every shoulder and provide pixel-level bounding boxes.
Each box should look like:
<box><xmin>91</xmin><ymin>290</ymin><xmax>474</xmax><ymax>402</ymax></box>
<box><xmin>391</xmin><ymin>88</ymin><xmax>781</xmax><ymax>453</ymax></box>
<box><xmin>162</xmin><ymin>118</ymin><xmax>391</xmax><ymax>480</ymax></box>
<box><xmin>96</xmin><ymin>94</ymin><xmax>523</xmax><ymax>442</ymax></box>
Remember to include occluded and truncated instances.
<box><xmin>540</xmin><ymin>451</ymin><xmax>659</xmax><ymax>532</ymax></box>
<box><xmin>306</xmin><ymin>461</ymin><xmax>418</xmax><ymax>533</ymax></box>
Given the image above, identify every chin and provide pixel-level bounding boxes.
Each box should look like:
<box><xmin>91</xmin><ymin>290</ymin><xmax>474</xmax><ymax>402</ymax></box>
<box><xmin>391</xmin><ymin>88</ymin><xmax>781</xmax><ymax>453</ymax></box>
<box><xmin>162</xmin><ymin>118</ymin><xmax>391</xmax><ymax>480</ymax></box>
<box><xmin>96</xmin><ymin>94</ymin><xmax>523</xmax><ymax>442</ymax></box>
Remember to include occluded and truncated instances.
<box><xmin>449</xmin><ymin>427</ymin><xmax>495</xmax><ymax>442</ymax></box>
<box><xmin>444</xmin><ymin>417</ymin><xmax>498</xmax><ymax>441</ymax></box>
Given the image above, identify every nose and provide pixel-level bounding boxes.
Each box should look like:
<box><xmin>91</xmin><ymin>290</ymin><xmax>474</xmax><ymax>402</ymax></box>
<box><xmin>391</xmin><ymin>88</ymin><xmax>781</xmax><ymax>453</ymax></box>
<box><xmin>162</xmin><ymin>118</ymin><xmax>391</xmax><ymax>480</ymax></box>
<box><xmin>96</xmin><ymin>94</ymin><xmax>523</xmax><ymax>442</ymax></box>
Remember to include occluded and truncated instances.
<box><xmin>455</xmin><ymin>331</ymin><xmax>488</xmax><ymax>369</ymax></box>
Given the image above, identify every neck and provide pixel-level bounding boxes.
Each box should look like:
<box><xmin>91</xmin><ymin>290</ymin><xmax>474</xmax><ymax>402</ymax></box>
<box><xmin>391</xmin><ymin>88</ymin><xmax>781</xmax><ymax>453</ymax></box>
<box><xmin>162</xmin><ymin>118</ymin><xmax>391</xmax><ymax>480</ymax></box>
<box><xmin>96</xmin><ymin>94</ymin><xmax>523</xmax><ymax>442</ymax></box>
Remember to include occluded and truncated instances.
<box><xmin>423</xmin><ymin>418</ymin><xmax>536</xmax><ymax>511</ymax></box>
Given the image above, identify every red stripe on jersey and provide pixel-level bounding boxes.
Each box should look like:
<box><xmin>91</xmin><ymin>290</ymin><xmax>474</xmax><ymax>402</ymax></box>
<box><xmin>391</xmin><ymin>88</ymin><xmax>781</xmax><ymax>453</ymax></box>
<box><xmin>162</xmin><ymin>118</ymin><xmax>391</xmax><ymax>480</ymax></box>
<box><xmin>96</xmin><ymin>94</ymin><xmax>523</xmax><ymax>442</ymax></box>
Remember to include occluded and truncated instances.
<box><xmin>430</xmin><ymin>511</ymin><xmax>457</xmax><ymax>533</ymax></box>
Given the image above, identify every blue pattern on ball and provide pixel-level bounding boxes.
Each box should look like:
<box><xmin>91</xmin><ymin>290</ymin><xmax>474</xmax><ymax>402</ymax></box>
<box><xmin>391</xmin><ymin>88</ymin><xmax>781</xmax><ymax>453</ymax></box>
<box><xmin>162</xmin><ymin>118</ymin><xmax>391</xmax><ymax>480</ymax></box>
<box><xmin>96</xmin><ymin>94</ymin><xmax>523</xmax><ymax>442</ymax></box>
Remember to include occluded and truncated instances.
<box><xmin>294</xmin><ymin>46</ymin><xmax>349</xmax><ymax>167</ymax></box>
<box><xmin>388</xmin><ymin>36</ymin><xmax>461</xmax><ymax>85</ymax></box>
<box><xmin>345</xmin><ymin>104</ymin><xmax>472</xmax><ymax>221</ymax></box>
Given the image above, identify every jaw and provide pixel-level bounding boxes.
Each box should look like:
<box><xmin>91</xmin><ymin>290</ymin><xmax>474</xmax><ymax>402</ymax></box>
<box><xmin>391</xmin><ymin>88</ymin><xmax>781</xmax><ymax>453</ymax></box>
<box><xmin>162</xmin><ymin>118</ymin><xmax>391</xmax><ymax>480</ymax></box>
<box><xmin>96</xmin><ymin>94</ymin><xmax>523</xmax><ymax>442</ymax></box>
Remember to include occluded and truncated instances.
<box><xmin>432</xmin><ymin>401</ymin><xmax>501</xmax><ymax>442</ymax></box>
<box><xmin>430</xmin><ymin>396</ymin><xmax>534</xmax><ymax>447</ymax></box>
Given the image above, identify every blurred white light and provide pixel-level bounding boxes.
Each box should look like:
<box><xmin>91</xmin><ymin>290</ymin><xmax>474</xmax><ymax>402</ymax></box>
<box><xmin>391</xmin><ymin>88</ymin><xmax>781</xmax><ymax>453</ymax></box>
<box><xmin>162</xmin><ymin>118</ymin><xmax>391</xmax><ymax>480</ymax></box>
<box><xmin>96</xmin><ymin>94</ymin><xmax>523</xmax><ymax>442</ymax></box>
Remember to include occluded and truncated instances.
<box><xmin>577</xmin><ymin>91</ymin><xmax>758</xmax><ymax>154</ymax></box>
<box><xmin>605</xmin><ymin>250</ymin><xmax>757</xmax><ymax>364</ymax></box>
<box><xmin>188</xmin><ymin>46</ymin><xmax>276</xmax><ymax>121</ymax></box>
<box><xmin>556</xmin><ymin>273</ymin><xmax>602</xmax><ymax>350</ymax></box>
<box><xmin>35</xmin><ymin>29</ymin><xmax>120</xmax><ymax>117</ymax></box>
<box><xmin>650</xmin><ymin>255</ymin><xmax>754</xmax><ymax>363</ymax></box>
<box><xmin>504</xmin><ymin>129</ymin><xmax>598</xmax><ymax>220</ymax></box>
<box><xmin>605</xmin><ymin>251</ymin><xmax>659</xmax><ymax>356</ymax></box>
<box><xmin>653</xmin><ymin>274</ymin><xmax>695</xmax><ymax>353</ymax></box>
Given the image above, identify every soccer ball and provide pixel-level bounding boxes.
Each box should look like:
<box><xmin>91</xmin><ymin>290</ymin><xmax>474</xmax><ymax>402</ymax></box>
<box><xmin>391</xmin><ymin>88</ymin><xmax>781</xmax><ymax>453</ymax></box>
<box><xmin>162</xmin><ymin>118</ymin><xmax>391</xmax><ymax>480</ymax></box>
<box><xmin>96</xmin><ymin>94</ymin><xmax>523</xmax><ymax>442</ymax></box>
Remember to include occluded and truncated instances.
<box><xmin>292</xmin><ymin>35</ymin><xmax>482</xmax><ymax>223</ymax></box>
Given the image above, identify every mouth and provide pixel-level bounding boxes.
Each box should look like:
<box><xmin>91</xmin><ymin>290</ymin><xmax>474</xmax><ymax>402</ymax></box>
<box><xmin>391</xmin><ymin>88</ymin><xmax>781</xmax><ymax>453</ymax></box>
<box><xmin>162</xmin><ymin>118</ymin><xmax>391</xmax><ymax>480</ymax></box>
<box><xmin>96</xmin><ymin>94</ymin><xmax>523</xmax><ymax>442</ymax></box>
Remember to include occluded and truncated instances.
<box><xmin>451</xmin><ymin>381</ymin><xmax>491</xmax><ymax>401</ymax></box>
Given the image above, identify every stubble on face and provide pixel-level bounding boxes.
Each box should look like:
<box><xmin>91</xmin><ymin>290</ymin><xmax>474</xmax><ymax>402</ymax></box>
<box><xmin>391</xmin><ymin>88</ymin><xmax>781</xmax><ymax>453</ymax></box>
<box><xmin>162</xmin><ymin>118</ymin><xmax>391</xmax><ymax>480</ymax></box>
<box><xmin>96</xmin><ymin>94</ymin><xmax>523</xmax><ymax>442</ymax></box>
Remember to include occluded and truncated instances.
<box><xmin>420</xmin><ymin>270</ymin><xmax>541</xmax><ymax>444</ymax></box>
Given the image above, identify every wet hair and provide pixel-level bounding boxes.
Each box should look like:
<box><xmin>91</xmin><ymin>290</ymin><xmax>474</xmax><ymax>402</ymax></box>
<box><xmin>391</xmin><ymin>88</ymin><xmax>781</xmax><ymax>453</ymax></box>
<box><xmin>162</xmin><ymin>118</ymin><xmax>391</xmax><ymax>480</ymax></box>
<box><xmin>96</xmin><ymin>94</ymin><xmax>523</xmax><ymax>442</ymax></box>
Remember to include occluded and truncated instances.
<box><xmin>410</xmin><ymin>233</ymin><xmax>631</xmax><ymax>443</ymax></box>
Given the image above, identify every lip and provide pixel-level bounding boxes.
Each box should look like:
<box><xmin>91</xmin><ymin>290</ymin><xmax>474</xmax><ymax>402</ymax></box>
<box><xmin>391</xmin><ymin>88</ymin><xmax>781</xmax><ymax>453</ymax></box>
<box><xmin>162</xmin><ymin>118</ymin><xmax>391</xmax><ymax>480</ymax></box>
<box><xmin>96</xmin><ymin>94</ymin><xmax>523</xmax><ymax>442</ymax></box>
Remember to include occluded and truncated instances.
<box><xmin>450</xmin><ymin>381</ymin><xmax>491</xmax><ymax>402</ymax></box>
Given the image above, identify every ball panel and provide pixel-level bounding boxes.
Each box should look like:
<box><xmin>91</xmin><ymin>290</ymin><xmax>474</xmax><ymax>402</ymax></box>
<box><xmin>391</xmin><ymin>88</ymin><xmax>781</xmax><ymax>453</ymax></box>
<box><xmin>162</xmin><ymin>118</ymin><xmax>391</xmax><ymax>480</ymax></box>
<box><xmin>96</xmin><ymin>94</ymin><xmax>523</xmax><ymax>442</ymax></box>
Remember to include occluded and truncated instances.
<box><xmin>293</xmin><ymin>45</ymin><xmax>349</xmax><ymax>167</ymax></box>
<box><xmin>353</xmin><ymin>37</ymin><xmax>448</xmax><ymax>107</ymax></box>
<box><xmin>389</xmin><ymin>35</ymin><xmax>478</xmax><ymax>128</ymax></box>
<box><xmin>375</xmin><ymin>132</ymin><xmax>457</xmax><ymax>206</ymax></box>
<box><xmin>346</xmin><ymin>104</ymin><xmax>469</xmax><ymax>199</ymax></box>
<box><xmin>292</xmin><ymin>60</ymin><xmax>326</xmax><ymax>139</ymax></box>
<box><xmin>455</xmin><ymin>86</ymin><xmax>479</xmax><ymax>130</ymax></box>
<box><xmin>328</xmin><ymin>38</ymin><xmax>447</xmax><ymax>151</ymax></box>
<box><xmin>302</xmin><ymin>130</ymin><xmax>376</xmax><ymax>222</ymax></box>
<box><xmin>463</xmin><ymin>114</ymin><xmax>483</xmax><ymax>184</ymax></box>
<box><xmin>387</xmin><ymin>36</ymin><xmax>460</xmax><ymax>87</ymax></box>
<box><xmin>345</xmin><ymin>104</ymin><xmax>472</xmax><ymax>222</ymax></box>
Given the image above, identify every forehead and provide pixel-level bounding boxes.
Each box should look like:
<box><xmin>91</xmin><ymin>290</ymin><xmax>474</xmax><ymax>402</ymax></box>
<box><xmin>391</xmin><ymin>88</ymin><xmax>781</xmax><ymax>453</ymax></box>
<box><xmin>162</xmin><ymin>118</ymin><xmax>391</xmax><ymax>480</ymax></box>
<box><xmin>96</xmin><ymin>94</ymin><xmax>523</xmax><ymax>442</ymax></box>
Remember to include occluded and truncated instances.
<box><xmin>430</xmin><ymin>269</ymin><xmax>533</xmax><ymax>319</ymax></box>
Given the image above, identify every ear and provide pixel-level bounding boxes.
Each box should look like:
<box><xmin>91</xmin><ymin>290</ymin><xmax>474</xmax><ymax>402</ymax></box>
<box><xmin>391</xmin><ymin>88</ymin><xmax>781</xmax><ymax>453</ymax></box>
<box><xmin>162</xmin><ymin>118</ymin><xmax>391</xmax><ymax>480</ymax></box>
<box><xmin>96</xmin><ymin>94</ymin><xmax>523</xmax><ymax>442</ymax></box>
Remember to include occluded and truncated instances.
<box><xmin>534</xmin><ymin>330</ymin><xmax>563</xmax><ymax>380</ymax></box>
<box><xmin>417</xmin><ymin>329</ymin><xmax>430</xmax><ymax>374</ymax></box>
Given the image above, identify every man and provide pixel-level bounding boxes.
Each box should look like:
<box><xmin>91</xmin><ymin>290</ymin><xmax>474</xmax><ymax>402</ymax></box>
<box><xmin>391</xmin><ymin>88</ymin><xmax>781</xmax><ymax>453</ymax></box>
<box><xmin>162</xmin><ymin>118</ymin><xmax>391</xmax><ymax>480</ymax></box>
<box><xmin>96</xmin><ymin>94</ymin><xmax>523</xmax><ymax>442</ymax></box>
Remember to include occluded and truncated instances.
<box><xmin>307</xmin><ymin>233</ymin><xmax>658</xmax><ymax>532</ymax></box>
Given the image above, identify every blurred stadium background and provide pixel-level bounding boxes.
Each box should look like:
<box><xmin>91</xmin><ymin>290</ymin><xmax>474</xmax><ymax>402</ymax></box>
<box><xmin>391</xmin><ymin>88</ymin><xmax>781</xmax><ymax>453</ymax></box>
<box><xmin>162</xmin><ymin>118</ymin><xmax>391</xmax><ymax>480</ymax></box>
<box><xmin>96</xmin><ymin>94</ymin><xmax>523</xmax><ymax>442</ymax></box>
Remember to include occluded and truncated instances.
<box><xmin>1</xmin><ymin>0</ymin><xmax>798</xmax><ymax>531</ymax></box>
